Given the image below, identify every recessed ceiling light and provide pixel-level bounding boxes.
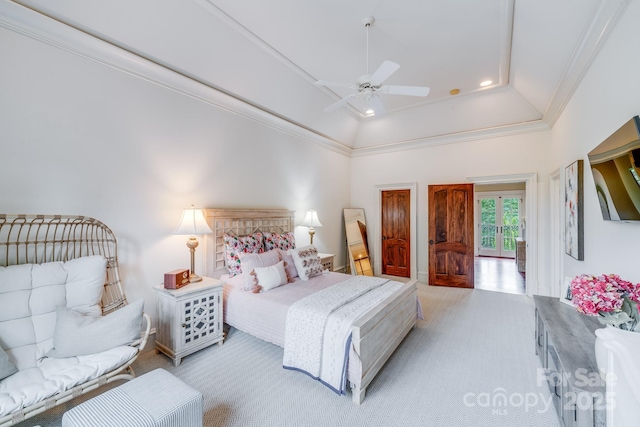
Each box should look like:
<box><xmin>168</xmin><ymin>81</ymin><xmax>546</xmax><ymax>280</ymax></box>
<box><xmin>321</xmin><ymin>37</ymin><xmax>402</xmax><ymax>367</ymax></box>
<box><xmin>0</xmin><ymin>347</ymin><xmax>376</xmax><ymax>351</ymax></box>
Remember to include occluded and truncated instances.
<box><xmin>450</xmin><ymin>89</ymin><xmax>460</xmax><ymax>95</ymax></box>
<box><xmin>480</xmin><ymin>80</ymin><xmax>492</xmax><ymax>87</ymax></box>
<box><xmin>365</xmin><ymin>108</ymin><xmax>375</xmax><ymax>115</ymax></box>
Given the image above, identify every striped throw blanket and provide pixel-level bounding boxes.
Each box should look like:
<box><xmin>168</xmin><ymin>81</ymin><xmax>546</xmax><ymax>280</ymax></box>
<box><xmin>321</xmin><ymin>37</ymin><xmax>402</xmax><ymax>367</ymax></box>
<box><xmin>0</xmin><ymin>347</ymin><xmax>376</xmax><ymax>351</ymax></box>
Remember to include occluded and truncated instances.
<box><xmin>283</xmin><ymin>276</ymin><xmax>402</xmax><ymax>394</ymax></box>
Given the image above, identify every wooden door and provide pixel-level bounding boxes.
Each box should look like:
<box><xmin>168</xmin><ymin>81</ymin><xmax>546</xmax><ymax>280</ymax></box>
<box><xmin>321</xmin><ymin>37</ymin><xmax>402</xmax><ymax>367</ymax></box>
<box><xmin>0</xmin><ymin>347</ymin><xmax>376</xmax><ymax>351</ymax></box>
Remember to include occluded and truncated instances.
<box><xmin>381</xmin><ymin>189</ymin><xmax>411</xmax><ymax>278</ymax></box>
<box><xmin>428</xmin><ymin>184</ymin><xmax>474</xmax><ymax>288</ymax></box>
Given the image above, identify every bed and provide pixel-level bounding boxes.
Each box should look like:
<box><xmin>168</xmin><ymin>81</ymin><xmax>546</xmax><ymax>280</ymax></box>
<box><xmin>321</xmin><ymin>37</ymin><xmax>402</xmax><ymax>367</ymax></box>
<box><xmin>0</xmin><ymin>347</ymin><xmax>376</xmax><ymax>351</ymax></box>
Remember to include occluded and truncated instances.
<box><xmin>202</xmin><ymin>209</ymin><xmax>419</xmax><ymax>404</ymax></box>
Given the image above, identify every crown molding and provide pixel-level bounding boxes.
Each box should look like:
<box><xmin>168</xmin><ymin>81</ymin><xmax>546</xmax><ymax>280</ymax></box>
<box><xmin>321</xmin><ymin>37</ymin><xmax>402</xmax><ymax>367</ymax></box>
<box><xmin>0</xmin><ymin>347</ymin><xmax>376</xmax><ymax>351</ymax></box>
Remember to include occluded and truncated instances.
<box><xmin>350</xmin><ymin>120</ymin><xmax>550</xmax><ymax>157</ymax></box>
<box><xmin>1</xmin><ymin>0</ymin><xmax>624</xmax><ymax>159</ymax></box>
<box><xmin>543</xmin><ymin>0</ymin><xmax>631</xmax><ymax>127</ymax></box>
<box><xmin>0</xmin><ymin>1</ymin><xmax>352</xmax><ymax>157</ymax></box>
<box><xmin>193</xmin><ymin>0</ymin><xmax>364</xmax><ymax>119</ymax></box>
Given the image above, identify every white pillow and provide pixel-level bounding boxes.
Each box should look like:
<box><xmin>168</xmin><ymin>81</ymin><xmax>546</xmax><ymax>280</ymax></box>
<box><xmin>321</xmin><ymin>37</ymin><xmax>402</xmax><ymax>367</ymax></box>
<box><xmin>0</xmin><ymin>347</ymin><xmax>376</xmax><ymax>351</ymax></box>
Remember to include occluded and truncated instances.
<box><xmin>239</xmin><ymin>250</ymin><xmax>280</xmax><ymax>291</ymax></box>
<box><xmin>47</xmin><ymin>299</ymin><xmax>144</xmax><ymax>358</ymax></box>
<box><xmin>61</xmin><ymin>255</ymin><xmax>107</xmax><ymax>316</ymax></box>
<box><xmin>277</xmin><ymin>249</ymin><xmax>298</xmax><ymax>279</ymax></box>
<box><xmin>252</xmin><ymin>261</ymin><xmax>288</xmax><ymax>293</ymax></box>
<box><xmin>0</xmin><ymin>346</ymin><xmax>17</xmax><ymax>381</ymax></box>
<box><xmin>289</xmin><ymin>245</ymin><xmax>324</xmax><ymax>281</ymax></box>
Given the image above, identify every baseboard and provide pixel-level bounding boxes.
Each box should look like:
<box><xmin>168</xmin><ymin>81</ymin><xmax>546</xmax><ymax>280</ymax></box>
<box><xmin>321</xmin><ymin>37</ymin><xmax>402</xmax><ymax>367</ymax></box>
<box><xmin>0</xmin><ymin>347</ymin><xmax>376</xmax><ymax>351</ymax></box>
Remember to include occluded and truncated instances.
<box><xmin>417</xmin><ymin>271</ymin><xmax>428</xmax><ymax>284</ymax></box>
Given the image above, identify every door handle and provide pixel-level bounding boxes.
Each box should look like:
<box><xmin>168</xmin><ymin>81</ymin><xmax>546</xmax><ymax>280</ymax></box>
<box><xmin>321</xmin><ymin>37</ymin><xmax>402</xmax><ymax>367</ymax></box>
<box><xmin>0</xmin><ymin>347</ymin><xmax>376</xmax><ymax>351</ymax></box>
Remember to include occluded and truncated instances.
<box><xmin>429</xmin><ymin>240</ymin><xmax>434</xmax><ymax>245</ymax></box>
<box><xmin>382</xmin><ymin>236</ymin><xmax>387</xmax><ymax>240</ymax></box>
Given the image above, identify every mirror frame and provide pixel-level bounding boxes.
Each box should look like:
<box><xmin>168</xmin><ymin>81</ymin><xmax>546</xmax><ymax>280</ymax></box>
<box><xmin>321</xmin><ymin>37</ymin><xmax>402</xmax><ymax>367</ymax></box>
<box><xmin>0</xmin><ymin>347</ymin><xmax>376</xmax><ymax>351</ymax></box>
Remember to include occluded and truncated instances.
<box><xmin>344</xmin><ymin>208</ymin><xmax>373</xmax><ymax>276</ymax></box>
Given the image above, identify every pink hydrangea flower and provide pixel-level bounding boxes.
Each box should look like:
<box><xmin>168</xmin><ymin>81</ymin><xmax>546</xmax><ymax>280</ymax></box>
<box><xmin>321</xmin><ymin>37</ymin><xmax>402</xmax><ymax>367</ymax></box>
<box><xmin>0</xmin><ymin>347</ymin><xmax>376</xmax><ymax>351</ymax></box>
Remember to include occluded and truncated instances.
<box><xmin>570</xmin><ymin>274</ymin><xmax>627</xmax><ymax>316</ymax></box>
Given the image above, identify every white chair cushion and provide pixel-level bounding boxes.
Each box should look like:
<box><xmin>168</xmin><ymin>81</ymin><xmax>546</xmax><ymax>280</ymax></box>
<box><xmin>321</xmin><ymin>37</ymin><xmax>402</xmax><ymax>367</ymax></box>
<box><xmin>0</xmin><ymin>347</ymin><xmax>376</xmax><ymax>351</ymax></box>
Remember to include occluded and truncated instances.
<box><xmin>0</xmin><ymin>255</ymin><xmax>106</xmax><ymax>370</ymax></box>
<box><xmin>0</xmin><ymin>255</ymin><xmax>139</xmax><ymax>418</ymax></box>
<box><xmin>0</xmin><ymin>345</ymin><xmax>137</xmax><ymax>418</ymax></box>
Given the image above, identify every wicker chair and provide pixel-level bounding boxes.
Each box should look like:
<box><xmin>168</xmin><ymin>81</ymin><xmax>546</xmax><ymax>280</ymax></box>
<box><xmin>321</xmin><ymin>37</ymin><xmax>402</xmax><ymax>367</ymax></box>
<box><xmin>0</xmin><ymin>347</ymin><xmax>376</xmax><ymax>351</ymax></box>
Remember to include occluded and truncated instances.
<box><xmin>0</xmin><ymin>214</ymin><xmax>151</xmax><ymax>427</ymax></box>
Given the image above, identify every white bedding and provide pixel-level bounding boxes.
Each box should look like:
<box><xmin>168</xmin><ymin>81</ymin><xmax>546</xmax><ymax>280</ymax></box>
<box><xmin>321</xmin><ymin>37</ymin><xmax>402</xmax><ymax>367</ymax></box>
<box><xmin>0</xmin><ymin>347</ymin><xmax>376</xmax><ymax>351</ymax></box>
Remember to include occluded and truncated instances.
<box><xmin>222</xmin><ymin>271</ymin><xmax>422</xmax><ymax>395</ymax></box>
<box><xmin>283</xmin><ymin>276</ymin><xmax>403</xmax><ymax>393</ymax></box>
<box><xmin>222</xmin><ymin>271</ymin><xmax>352</xmax><ymax>347</ymax></box>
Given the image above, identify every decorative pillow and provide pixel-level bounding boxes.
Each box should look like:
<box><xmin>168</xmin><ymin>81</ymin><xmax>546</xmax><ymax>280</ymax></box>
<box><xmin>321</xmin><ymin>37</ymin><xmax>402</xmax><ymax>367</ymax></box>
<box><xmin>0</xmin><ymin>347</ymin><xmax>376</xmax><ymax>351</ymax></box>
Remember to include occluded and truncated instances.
<box><xmin>277</xmin><ymin>249</ymin><xmax>298</xmax><ymax>279</ymax></box>
<box><xmin>47</xmin><ymin>299</ymin><xmax>144</xmax><ymax>358</ymax></box>
<box><xmin>251</xmin><ymin>260</ymin><xmax>289</xmax><ymax>293</ymax></box>
<box><xmin>289</xmin><ymin>245</ymin><xmax>324</xmax><ymax>281</ymax></box>
<box><xmin>223</xmin><ymin>233</ymin><xmax>264</xmax><ymax>277</ymax></box>
<box><xmin>239</xmin><ymin>250</ymin><xmax>280</xmax><ymax>291</ymax></box>
<box><xmin>264</xmin><ymin>232</ymin><xmax>296</xmax><ymax>252</ymax></box>
<box><xmin>0</xmin><ymin>346</ymin><xmax>17</xmax><ymax>381</ymax></box>
<box><xmin>61</xmin><ymin>255</ymin><xmax>108</xmax><ymax>316</ymax></box>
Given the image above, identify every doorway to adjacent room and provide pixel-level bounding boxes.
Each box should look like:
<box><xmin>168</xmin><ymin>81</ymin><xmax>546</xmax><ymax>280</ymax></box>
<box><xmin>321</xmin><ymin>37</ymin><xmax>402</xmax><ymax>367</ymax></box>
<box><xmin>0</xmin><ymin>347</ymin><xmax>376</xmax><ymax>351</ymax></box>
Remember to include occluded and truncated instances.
<box><xmin>471</xmin><ymin>179</ymin><xmax>530</xmax><ymax>295</ymax></box>
<box><xmin>474</xmin><ymin>256</ymin><xmax>525</xmax><ymax>295</ymax></box>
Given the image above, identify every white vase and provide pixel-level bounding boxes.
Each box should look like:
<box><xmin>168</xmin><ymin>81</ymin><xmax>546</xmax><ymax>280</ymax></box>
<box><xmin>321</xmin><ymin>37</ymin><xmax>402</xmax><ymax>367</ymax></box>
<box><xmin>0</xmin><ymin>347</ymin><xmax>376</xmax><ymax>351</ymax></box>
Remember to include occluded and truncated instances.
<box><xmin>594</xmin><ymin>333</ymin><xmax>607</xmax><ymax>377</ymax></box>
<box><xmin>594</xmin><ymin>326</ymin><xmax>640</xmax><ymax>427</ymax></box>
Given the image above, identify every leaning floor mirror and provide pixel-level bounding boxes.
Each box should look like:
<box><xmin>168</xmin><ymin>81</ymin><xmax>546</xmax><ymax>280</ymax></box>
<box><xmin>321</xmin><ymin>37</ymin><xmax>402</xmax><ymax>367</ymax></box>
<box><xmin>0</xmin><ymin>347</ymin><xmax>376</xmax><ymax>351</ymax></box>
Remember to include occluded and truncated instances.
<box><xmin>344</xmin><ymin>208</ymin><xmax>373</xmax><ymax>276</ymax></box>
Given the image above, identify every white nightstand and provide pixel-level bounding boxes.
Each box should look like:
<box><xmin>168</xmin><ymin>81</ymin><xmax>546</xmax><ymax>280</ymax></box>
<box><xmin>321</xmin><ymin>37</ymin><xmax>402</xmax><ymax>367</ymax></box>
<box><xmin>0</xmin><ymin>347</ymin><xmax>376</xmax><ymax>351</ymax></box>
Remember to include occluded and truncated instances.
<box><xmin>318</xmin><ymin>253</ymin><xmax>335</xmax><ymax>272</ymax></box>
<box><xmin>154</xmin><ymin>277</ymin><xmax>224</xmax><ymax>366</ymax></box>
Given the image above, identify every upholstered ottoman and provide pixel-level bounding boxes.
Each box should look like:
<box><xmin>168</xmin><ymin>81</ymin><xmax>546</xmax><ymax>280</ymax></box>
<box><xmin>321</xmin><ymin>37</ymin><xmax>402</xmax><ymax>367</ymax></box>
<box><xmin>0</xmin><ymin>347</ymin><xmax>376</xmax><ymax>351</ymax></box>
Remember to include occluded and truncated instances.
<box><xmin>61</xmin><ymin>369</ymin><xmax>203</xmax><ymax>427</ymax></box>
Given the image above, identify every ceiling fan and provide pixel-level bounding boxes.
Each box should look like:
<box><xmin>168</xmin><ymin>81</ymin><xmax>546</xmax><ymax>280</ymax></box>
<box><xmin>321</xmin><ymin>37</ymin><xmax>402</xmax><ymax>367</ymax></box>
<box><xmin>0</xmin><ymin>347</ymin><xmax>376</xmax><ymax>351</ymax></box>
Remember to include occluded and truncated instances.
<box><xmin>315</xmin><ymin>16</ymin><xmax>430</xmax><ymax>116</ymax></box>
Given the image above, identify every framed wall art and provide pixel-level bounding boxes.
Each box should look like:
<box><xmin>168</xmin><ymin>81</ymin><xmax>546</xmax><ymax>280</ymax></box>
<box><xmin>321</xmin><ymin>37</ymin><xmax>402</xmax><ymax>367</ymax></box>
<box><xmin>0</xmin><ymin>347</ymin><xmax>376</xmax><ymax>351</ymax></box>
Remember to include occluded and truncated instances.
<box><xmin>560</xmin><ymin>276</ymin><xmax>574</xmax><ymax>306</ymax></box>
<box><xmin>565</xmin><ymin>159</ymin><xmax>584</xmax><ymax>260</ymax></box>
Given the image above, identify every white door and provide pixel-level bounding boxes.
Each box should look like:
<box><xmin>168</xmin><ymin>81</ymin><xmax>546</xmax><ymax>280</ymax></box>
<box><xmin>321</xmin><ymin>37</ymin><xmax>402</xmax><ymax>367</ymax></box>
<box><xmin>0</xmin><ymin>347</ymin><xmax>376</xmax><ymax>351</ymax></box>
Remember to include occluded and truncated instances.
<box><xmin>477</xmin><ymin>192</ymin><xmax>524</xmax><ymax>258</ymax></box>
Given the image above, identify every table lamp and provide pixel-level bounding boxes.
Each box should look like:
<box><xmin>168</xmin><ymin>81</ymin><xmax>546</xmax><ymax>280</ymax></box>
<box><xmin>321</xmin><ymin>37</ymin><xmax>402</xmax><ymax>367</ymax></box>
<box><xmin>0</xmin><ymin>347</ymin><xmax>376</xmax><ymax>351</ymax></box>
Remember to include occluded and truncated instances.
<box><xmin>174</xmin><ymin>205</ymin><xmax>212</xmax><ymax>283</ymax></box>
<box><xmin>301</xmin><ymin>209</ymin><xmax>323</xmax><ymax>245</ymax></box>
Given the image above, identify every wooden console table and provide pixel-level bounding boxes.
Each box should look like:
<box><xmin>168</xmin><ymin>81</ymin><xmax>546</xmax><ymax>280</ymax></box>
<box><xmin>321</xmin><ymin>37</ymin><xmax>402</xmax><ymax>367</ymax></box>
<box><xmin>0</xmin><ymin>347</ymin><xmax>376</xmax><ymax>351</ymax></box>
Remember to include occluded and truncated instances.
<box><xmin>534</xmin><ymin>295</ymin><xmax>605</xmax><ymax>427</ymax></box>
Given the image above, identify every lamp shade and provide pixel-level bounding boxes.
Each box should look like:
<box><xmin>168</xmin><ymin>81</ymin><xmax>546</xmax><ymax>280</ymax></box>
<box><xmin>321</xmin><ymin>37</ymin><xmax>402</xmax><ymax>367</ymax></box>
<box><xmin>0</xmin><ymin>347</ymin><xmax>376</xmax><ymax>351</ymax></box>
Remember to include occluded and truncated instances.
<box><xmin>174</xmin><ymin>206</ymin><xmax>212</xmax><ymax>235</ymax></box>
<box><xmin>301</xmin><ymin>209</ymin><xmax>323</xmax><ymax>228</ymax></box>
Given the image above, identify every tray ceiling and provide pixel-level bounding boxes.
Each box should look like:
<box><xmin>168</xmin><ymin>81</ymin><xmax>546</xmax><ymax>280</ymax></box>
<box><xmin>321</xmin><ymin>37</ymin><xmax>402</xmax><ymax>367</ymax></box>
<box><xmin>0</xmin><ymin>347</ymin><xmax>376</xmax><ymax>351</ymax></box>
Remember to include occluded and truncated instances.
<box><xmin>5</xmin><ymin>0</ymin><xmax>631</xmax><ymax>155</ymax></box>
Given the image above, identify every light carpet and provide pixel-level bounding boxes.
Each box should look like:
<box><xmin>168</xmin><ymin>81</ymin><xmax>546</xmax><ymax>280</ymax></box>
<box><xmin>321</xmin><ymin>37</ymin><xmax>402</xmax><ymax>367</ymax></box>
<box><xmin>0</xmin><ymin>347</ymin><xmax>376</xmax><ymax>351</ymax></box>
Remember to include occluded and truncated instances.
<box><xmin>18</xmin><ymin>284</ymin><xmax>561</xmax><ymax>427</ymax></box>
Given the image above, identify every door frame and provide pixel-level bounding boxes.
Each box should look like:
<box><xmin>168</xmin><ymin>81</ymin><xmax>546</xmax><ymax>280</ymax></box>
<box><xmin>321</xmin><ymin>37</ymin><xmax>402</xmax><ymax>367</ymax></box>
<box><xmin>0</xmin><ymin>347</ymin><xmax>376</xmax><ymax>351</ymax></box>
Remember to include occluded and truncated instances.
<box><xmin>475</xmin><ymin>190</ymin><xmax>525</xmax><ymax>258</ymax></box>
<box><xmin>374</xmin><ymin>182</ymin><xmax>417</xmax><ymax>280</ymax></box>
<box><xmin>467</xmin><ymin>173</ymin><xmax>538</xmax><ymax>296</ymax></box>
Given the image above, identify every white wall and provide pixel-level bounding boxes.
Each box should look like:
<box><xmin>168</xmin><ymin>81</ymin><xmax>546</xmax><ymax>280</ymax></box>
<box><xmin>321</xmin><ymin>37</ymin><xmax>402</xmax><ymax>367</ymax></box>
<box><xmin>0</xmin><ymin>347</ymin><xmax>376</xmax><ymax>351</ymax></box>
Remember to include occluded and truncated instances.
<box><xmin>350</xmin><ymin>130</ymin><xmax>552</xmax><ymax>292</ymax></box>
<box><xmin>0</xmin><ymin>27</ymin><xmax>351</xmax><ymax>326</ymax></box>
<box><xmin>350</xmin><ymin>0</ymin><xmax>640</xmax><ymax>294</ymax></box>
<box><xmin>548</xmin><ymin>0</ymin><xmax>640</xmax><ymax>284</ymax></box>
<box><xmin>4</xmin><ymin>0</ymin><xmax>640</xmax><ymax>324</ymax></box>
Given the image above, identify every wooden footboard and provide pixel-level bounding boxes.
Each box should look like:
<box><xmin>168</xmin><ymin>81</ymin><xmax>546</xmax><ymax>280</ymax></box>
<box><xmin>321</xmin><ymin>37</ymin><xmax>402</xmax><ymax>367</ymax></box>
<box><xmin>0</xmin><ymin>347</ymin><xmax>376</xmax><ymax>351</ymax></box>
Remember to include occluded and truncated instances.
<box><xmin>349</xmin><ymin>280</ymin><xmax>418</xmax><ymax>404</ymax></box>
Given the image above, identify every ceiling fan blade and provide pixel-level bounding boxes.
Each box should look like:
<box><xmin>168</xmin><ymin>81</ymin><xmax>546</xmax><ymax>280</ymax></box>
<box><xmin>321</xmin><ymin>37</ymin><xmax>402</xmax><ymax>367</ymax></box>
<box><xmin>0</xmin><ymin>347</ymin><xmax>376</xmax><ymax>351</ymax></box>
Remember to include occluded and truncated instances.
<box><xmin>380</xmin><ymin>85</ymin><xmax>430</xmax><ymax>97</ymax></box>
<box><xmin>315</xmin><ymin>80</ymin><xmax>354</xmax><ymax>89</ymax></box>
<box><xmin>370</xmin><ymin>61</ymin><xmax>400</xmax><ymax>85</ymax></box>
<box><xmin>323</xmin><ymin>93</ymin><xmax>357</xmax><ymax>112</ymax></box>
<box><xmin>368</xmin><ymin>95</ymin><xmax>386</xmax><ymax>116</ymax></box>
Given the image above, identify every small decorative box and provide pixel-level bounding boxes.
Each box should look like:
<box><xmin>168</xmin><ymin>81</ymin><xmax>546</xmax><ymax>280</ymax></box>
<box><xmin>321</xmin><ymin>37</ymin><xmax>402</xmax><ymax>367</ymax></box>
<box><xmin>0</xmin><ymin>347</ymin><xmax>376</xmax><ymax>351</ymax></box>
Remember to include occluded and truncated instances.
<box><xmin>164</xmin><ymin>269</ymin><xmax>190</xmax><ymax>289</ymax></box>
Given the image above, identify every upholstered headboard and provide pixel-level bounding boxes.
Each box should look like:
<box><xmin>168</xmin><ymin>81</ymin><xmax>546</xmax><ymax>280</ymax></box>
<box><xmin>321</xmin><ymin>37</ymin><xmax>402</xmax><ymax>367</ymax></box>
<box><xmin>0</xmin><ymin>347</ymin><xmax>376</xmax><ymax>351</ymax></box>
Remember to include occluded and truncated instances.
<box><xmin>203</xmin><ymin>209</ymin><xmax>295</xmax><ymax>278</ymax></box>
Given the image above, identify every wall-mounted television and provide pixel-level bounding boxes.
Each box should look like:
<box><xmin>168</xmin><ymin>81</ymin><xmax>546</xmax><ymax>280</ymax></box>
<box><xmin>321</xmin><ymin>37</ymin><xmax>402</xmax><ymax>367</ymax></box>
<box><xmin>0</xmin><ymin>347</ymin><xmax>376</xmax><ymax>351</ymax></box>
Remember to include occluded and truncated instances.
<box><xmin>588</xmin><ymin>116</ymin><xmax>640</xmax><ymax>221</ymax></box>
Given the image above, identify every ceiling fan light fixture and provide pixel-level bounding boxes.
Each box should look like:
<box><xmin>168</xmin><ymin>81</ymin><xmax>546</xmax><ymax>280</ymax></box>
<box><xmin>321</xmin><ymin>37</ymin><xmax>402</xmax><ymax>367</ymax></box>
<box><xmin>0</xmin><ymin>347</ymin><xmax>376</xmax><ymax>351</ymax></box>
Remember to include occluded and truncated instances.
<box><xmin>315</xmin><ymin>16</ymin><xmax>430</xmax><ymax>116</ymax></box>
